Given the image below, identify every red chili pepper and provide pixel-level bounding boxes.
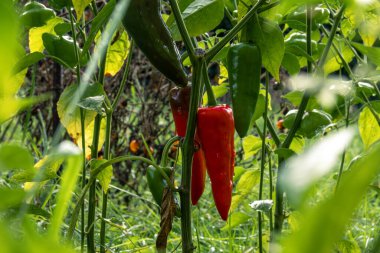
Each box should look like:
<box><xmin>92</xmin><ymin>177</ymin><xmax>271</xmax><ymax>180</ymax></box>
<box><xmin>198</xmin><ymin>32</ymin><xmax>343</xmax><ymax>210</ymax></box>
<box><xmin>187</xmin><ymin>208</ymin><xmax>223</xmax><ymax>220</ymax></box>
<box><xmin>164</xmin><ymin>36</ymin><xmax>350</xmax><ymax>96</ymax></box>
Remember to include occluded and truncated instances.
<box><xmin>169</xmin><ymin>86</ymin><xmax>207</xmax><ymax>205</ymax></box>
<box><xmin>197</xmin><ymin>105</ymin><xmax>235</xmax><ymax>221</ymax></box>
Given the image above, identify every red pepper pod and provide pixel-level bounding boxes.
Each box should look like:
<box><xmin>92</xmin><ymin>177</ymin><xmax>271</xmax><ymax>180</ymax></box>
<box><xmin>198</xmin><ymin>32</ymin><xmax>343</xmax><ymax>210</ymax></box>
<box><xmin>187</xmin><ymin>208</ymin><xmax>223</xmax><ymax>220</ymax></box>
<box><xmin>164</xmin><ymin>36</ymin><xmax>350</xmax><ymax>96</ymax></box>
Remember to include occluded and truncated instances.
<box><xmin>197</xmin><ymin>105</ymin><xmax>235</xmax><ymax>220</ymax></box>
<box><xmin>169</xmin><ymin>86</ymin><xmax>207</xmax><ymax>205</ymax></box>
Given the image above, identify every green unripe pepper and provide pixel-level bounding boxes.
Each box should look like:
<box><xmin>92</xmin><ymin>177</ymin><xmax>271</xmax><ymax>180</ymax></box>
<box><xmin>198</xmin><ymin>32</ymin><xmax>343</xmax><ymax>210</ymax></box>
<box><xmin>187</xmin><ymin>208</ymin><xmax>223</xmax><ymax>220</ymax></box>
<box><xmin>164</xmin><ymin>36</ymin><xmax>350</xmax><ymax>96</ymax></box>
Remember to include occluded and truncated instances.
<box><xmin>286</xmin><ymin>5</ymin><xmax>330</xmax><ymax>31</ymax></box>
<box><xmin>300</xmin><ymin>109</ymin><xmax>332</xmax><ymax>138</ymax></box>
<box><xmin>120</xmin><ymin>0</ymin><xmax>188</xmax><ymax>86</ymax></box>
<box><xmin>146</xmin><ymin>165</ymin><xmax>171</xmax><ymax>207</ymax></box>
<box><xmin>285</xmin><ymin>32</ymin><xmax>319</xmax><ymax>57</ymax></box>
<box><xmin>227</xmin><ymin>43</ymin><xmax>262</xmax><ymax>138</ymax></box>
<box><xmin>20</xmin><ymin>2</ymin><xmax>55</xmax><ymax>29</ymax></box>
<box><xmin>283</xmin><ymin>109</ymin><xmax>332</xmax><ymax>138</ymax></box>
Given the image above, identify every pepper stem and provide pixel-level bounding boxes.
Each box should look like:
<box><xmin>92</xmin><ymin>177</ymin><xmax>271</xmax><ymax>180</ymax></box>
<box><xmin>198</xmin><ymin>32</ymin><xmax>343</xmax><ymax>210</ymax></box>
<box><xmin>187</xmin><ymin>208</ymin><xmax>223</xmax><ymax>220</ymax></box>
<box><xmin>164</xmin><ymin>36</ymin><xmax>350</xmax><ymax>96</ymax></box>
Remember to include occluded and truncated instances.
<box><xmin>202</xmin><ymin>63</ymin><xmax>217</xmax><ymax>107</ymax></box>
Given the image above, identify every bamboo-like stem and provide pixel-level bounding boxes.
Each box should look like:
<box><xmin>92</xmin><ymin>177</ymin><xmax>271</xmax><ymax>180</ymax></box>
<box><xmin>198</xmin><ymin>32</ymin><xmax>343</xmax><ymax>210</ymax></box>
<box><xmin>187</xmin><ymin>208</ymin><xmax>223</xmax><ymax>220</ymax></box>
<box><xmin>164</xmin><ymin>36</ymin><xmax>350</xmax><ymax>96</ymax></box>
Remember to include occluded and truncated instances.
<box><xmin>258</xmin><ymin>72</ymin><xmax>269</xmax><ymax>252</ymax></box>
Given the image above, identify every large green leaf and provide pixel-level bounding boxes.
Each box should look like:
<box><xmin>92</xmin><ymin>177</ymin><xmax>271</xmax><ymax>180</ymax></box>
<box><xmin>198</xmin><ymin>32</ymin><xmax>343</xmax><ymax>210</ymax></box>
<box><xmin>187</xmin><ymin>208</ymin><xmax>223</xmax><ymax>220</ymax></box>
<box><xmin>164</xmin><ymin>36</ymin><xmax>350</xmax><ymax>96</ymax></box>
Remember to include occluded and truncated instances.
<box><xmin>72</xmin><ymin>0</ymin><xmax>92</xmax><ymax>21</ymax></box>
<box><xmin>0</xmin><ymin>143</ymin><xmax>34</xmax><ymax>171</ymax></box>
<box><xmin>281</xmin><ymin>139</ymin><xmax>380</xmax><ymax>253</ymax></box>
<box><xmin>168</xmin><ymin>0</ymin><xmax>224</xmax><ymax>41</ymax></box>
<box><xmin>249</xmin><ymin>17</ymin><xmax>284</xmax><ymax>81</ymax></box>
<box><xmin>352</xmin><ymin>42</ymin><xmax>380</xmax><ymax>67</ymax></box>
<box><xmin>323</xmin><ymin>38</ymin><xmax>355</xmax><ymax>75</ymax></box>
<box><xmin>358</xmin><ymin>105</ymin><xmax>380</xmax><ymax>150</ymax></box>
<box><xmin>47</xmin><ymin>141</ymin><xmax>82</xmax><ymax>241</ymax></box>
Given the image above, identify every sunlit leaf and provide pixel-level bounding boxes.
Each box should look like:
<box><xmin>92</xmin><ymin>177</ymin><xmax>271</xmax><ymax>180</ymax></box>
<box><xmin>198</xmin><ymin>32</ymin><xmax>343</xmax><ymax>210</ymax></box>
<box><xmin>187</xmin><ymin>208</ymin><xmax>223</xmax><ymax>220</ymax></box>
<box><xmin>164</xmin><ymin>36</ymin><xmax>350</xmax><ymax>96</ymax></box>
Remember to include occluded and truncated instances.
<box><xmin>168</xmin><ymin>0</ymin><xmax>224</xmax><ymax>41</ymax></box>
<box><xmin>236</xmin><ymin>169</ymin><xmax>260</xmax><ymax>195</ymax></box>
<box><xmin>358</xmin><ymin>105</ymin><xmax>380</xmax><ymax>149</ymax></box>
<box><xmin>29</xmin><ymin>17</ymin><xmax>63</xmax><ymax>53</ymax></box>
<box><xmin>242</xmin><ymin>135</ymin><xmax>261</xmax><ymax>160</ymax></box>
<box><xmin>47</xmin><ymin>141</ymin><xmax>82</xmax><ymax>241</ymax></box>
<box><xmin>95</xmin><ymin>30</ymin><xmax>130</xmax><ymax>77</ymax></box>
<box><xmin>92</xmin><ymin>159</ymin><xmax>113</xmax><ymax>193</ymax></box>
<box><xmin>72</xmin><ymin>0</ymin><xmax>92</xmax><ymax>21</ymax></box>
<box><xmin>221</xmin><ymin>212</ymin><xmax>251</xmax><ymax>231</ymax></box>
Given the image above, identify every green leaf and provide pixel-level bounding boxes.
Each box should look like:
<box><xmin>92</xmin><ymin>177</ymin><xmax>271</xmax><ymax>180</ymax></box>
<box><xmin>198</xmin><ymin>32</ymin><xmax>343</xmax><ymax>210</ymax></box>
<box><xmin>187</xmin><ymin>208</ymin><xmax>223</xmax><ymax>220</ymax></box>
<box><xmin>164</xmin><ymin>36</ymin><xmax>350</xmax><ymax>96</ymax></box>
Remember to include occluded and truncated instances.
<box><xmin>281</xmin><ymin>140</ymin><xmax>380</xmax><ymax>253</ymax></box>
<box><xmin>323</xmin><ymin>38</ymin><xmax>355</xmax><ymax>75</ymax></box>
<box><xmin>0</xmin><ymin>143</ymin><xmax>34</xmax><ymax>171</ymax></box>
<box><xmin>221</xmin><ymin>212</ymin><xmax>251</xmax><ymax>231</ymax></box>
<box><xmin>12</xmin><ymin>52</ymin><xmax>45</xmax><ymax>74</ymax></box>
<box><xmin>282</xmin><ymin>52</ymin><xmax>300</xmax><ymax>75</ymax></box>
<box><xmin>0</xmin><ymin>96</ymin><xmax>50</xmax><ymax>125</ymax></box>
<box><xmin>92</xmin><ymin>159</ymin><xmax>113</xmax><ymax>193</ymax></box>
<box><xmin>283</xmin><ymin>90</ymin><xmax>320</xmax><ymax>110</ymax></box>
<box><xmin>236</xmin><ymin>169</ymin><xmax>260</xmax><ymax>195</ymax></box>
<box><xmin>352</xmin><ymin>42</ymin><xmax>380</xmax><ymax>67</ymax></box>
<box><xmin>0</xmin><ymin>188</ymin><xmax>26</xmax><ymax>210</ymax></box>
<box><xmin>77</xmin><ymin>83</ymin><xmax>105</xmax><ymax>114</ymax></box>
<box><xmin>242</xmin><ymin>135</ymin><xmax>261</xmax><ymax>160</ymax></box>
<box><xmin>95</xmin><ymin>30</ymin><xmax>130</xmax><ymax>77</ymax></box>
<box><xmin>251</xmin><ymin>17</ymin><xmax>285</xmax><ymax>81</ymax></box>
<box><xmin>358</xmin><ymin>106</ymin><xmax>380</xmax><ymax>149</ymax></box>
<box><xmin>72</xmin><ymin>0</ymin><xmax>92</xmax><ymax>21</ymax></box>
<box><xmin>29</xmin><ymin>17</ymin><xmax>63</xmax><ymax>52</ymax></box>
<box><xmin>274</xmin><ymin>148</ymin><xmax>296</xmax><ymax>160</ymax></box>
<box><xmin>42</xmin><ymin>33</ymin><xmax>82</xmax><ymax>68</ymax></box>
<box><xmin>233</xmin><ymin>166</ymin><xmax>246</xmax><ymax>182</ymax></box>
<box><xmin>168</xmin><ymin>0</ymin><xmax>225</xmax><ymax>41</ymax></box>
<box><xmin>202</xmin><ymin>83</ymin><xmax>229</xmax><ymax>105</ymax></box>
<box><xmin>54</xmin><ymin>22</ymin><xmax>71</xmax><ymax>36</ymax></box>
<box><xmin>57</xmin><ymin>84</ymin><xmax>98</xmax><ymax>141</ymax></box>
<box><xmin>47</xmin><ymin>141</ymin><xmax>82</xmax><ymax>241</ymax></box>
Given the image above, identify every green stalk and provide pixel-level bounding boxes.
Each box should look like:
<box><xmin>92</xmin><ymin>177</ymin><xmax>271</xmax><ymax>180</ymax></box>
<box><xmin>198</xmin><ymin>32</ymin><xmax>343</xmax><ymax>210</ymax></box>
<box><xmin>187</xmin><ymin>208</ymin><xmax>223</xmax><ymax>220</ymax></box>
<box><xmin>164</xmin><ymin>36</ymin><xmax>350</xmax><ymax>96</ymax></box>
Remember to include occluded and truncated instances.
<box><xmin>202</xmin><ymin>64</ymin><xmax>217</xmax><ymax>106</ymax></box>
<box><xmin>68</xmin><ymin>8</ymin><xmax>87</xmax><ymax>252</ymax></box>
<box><xmin>168</xmin><ymin>0</ymin><xmax>196</xmax><ymax>59</ymax></box>
<box><xmin>258</xmin><ymin>72</ymin><xmax>269</xmax><ymax>253</ymax></box>
<box><xmin>335</xmin><ymin>99</ymin><xmax>351</xmax><ymax>190</ymax></box>
<box><xmin>100</xmin><ymin>113</ymin><xmax>112</xmax><ymax>253</ymax></box>
<box><xmin>266</xmin><ymin>115</ymin><xmax>280</xmax><ymax>147</ymax></box>
<box><xmin>205</xmin><ymin>0</ymin><xmax>266</xmax><ymax>63</ymax></box>
<box><xmin>111</xmin><ymin>40</ymin><xmax>134</xmax><ymax>110</ymax></box>
<box><xmin>180</xmin><ymin>56</ymin><xmax>204</xmax><ymax>253</ymax></box>
<box><xmin>274</xmin><ymin>4</ymin><xmax>346</xmax><ymax>234</ymax></box>
<box><xmin>23</xmin><ymin>64</ymin><xmax>37</xmax><ymax>142</ymax></box>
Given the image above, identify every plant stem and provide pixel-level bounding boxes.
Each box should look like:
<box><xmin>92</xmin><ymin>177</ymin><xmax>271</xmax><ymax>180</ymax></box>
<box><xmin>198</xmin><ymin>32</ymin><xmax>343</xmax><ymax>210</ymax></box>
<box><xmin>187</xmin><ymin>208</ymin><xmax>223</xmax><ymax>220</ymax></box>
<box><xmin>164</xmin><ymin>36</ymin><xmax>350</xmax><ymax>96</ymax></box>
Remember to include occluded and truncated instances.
<box><xmin>266</xmin><ymin>115</ymin><xmax>280</xmax><ymax>147</ymax></box>
<box><xmin>111</xmin><ymin>40</ymin><xmax>134</xmax><ymax>110</ymax></box>
<box><xmin>258</xmin><ymin>72</ymin><xmax>269</xmax><ymax>253</ymax></box>
<box><xmin>180</xmin><ymin>55</ymin><xmax>203</xmax><ymax>253</ymax></box>
<box><xmin>168</xmin><ymin>0</ymin><xmax>196</xmax><ymax>59</ymax></box>
<box><xmin>336</xmin><ymin>99</ymin><xmax>351</xmax><ymax>190</ymax></box>
<box><xmin>160</xmin><ymin>136</ymin><xmax>181</xmax><ymax>167</ymax></box>
<box><xmin>23</xmin><ymin>64</ymin><xmax>37</xmax><ymax>142</ymax></box>
<box><xmin>204</xmin><ymin>0</ymin><xmax>266</xmax><ymax>63</ymax></box>
<box><xmin>99</xmin><ymin>112</ymin><xmax>112</xmax><ymax>253</ymax></box>
<box><xmin>69</xmin><ymin>7</ymin><xmax>87</xmax><ymax>252</ymax></box>
<box><xmin>202</xmin><ymin>64</ymin><xmax>217</xmax><ymax>106</ymax></box>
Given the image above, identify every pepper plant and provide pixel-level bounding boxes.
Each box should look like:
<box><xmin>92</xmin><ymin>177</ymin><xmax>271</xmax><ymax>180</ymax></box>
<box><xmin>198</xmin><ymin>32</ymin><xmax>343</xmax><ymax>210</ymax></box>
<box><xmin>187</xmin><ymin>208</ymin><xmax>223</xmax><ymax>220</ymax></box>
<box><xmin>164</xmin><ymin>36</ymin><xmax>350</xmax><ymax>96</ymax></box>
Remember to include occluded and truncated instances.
<box><xmin>2</xmin><ymin>0</ymin><xmax>380</xmax><ymax>253</ymax></box>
